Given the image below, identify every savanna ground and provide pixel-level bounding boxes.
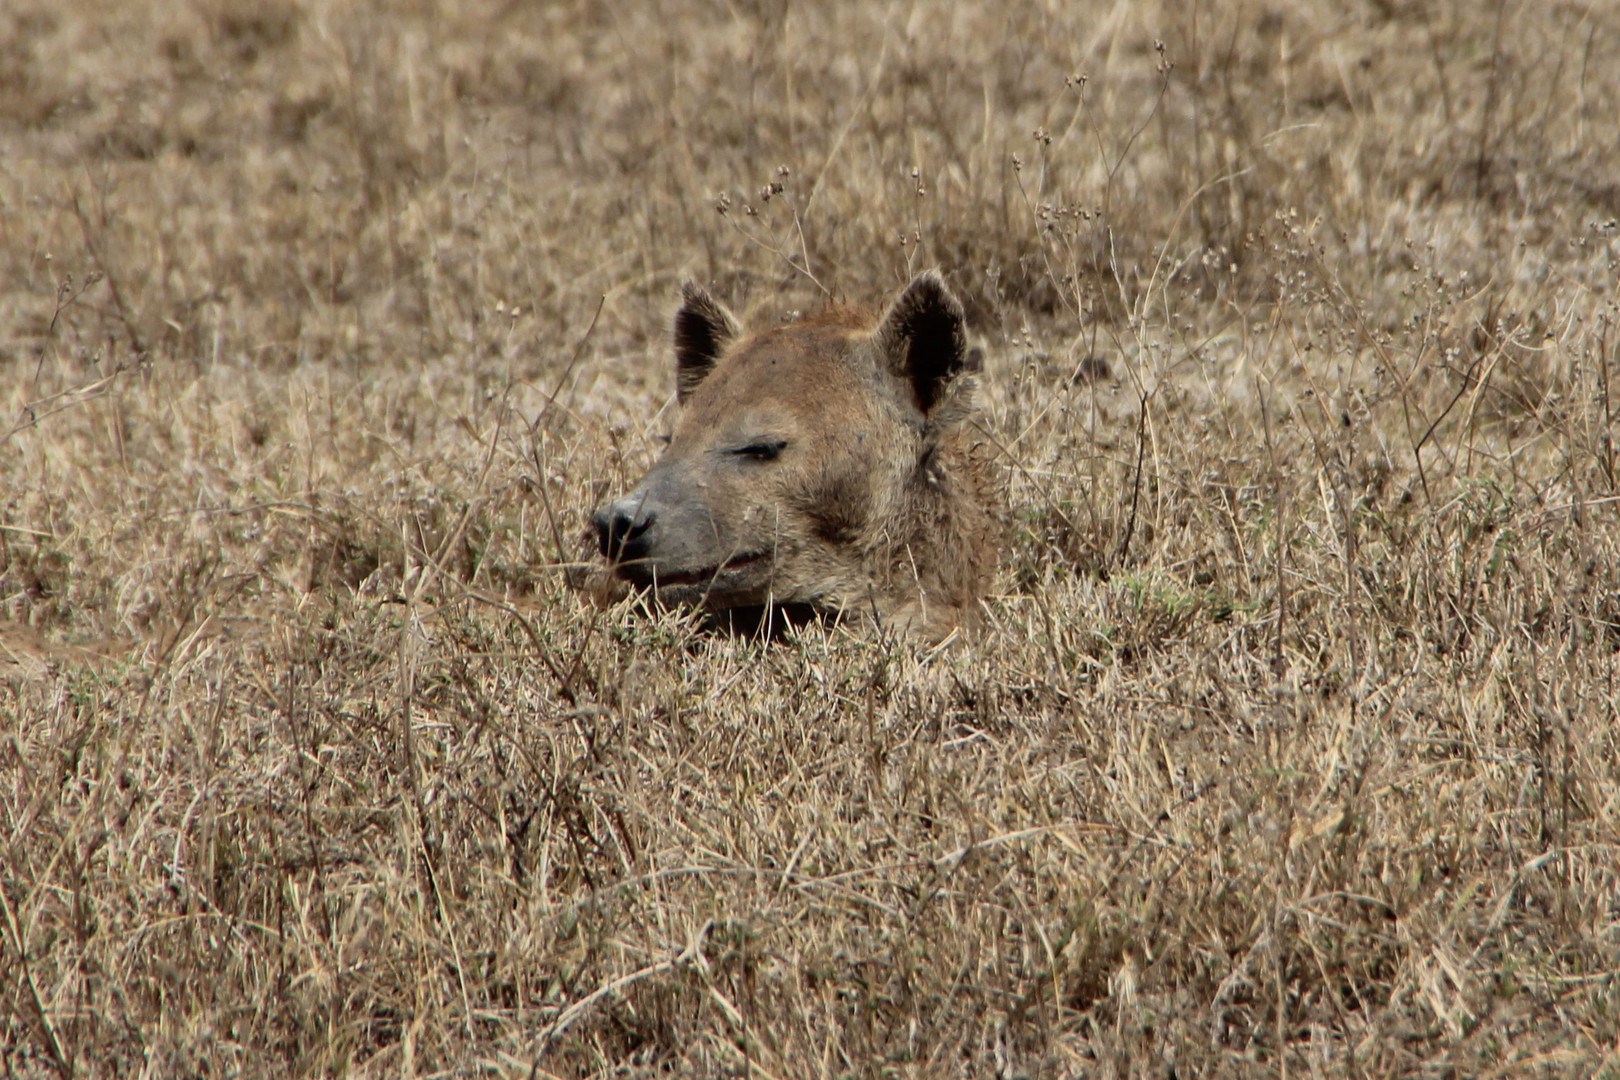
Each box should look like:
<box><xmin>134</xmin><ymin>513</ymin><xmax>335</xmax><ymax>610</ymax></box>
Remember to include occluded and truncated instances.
<box><xmin>3</xmin><ymin>0</ymin><xmax>1619</xmax><ymax>1075</ymax></box>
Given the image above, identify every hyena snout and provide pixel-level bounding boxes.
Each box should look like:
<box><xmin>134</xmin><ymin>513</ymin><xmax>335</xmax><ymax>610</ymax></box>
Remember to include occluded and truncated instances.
<box><xmin>592</xmin><ymin>493</ymin><xmax>658</xmax><ymax>564</ymax></box>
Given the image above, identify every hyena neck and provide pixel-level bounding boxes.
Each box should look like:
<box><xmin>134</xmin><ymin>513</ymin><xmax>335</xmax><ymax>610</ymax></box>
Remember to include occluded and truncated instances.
<box><xmin>874</xmin><ymin>446</ymin><xmax>990</xmax><ymax>637</ymax></box>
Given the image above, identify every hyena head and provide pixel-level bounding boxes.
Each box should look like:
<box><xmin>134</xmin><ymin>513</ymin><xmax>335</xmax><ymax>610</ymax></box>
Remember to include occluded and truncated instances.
<box><xmin>591</xmin><ymin>270</ymin><xmax>993</xmax><ymax>634</ymax></box>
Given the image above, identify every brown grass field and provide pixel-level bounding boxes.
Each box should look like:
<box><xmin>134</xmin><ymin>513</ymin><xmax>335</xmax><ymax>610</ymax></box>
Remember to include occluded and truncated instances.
<box><xmin>3</xmin><ymin>0</ymin><xmax>1620</xmax><ymax>1075</ymax></box>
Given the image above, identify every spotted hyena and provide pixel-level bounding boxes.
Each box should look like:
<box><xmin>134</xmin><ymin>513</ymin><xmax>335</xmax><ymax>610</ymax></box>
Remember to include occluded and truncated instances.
<box><xmin>590</xmin><ymin>271</ymin><xmax>999</xmax><ymax>640</ymax></box>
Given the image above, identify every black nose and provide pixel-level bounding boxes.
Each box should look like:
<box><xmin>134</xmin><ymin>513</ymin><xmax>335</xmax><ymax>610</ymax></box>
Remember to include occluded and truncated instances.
<box><xmin>592</xmin><ymin>498</ymin><xmax>656</xmax><ymax>562</ymax></box>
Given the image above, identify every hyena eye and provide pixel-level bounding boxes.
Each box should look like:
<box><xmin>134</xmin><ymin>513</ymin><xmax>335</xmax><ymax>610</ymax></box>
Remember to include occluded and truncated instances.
<box><xmin>732</xmin><ymin>438</ymin><xmax>787</xmax><ymax>461</ymax></box>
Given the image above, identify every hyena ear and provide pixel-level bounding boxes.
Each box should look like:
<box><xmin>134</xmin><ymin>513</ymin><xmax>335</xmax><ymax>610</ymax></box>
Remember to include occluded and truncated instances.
<box><xmin>674</xmin><ymin>281</ymin><xmax>740</xmax><ymax>403</ymax></box>
<box><xmin>875</xmin><ymin>271</ymin><xmax>970</xmax><ymax>415</ymax></box>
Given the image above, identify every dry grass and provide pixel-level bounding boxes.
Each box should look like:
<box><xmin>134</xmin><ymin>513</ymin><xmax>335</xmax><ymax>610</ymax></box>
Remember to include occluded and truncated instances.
<box><xmin>3</xmin><ymin>0</ymin><xmax>1620</xmax><ymax>1075</ymax></box>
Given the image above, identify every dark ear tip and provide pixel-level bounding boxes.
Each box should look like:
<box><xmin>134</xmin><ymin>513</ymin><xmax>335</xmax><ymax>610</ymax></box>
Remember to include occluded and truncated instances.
<box><xmin>678</xmin><ymin>281</ymin><xmax>738</xmax><ymax>331</ymax></box>
<box><xmin>897</xmin><ymin>271</ymin><xmax>966</xmax><ymax>338</ymax></box>
<box><xmin>906</xmin><ymin>267</ymin><xmax>954</xmax><ymax>296</ymax></box>
<box><xmin>900</xmin><ymin>270</ymin><xmax>966</xmax><ymax>324</ymax></box>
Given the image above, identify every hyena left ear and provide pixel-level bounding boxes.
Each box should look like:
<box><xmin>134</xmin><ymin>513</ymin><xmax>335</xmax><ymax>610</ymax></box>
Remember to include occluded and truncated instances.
<box><xmin>876</xmin><ymin>271</ymin><xmax>972</xmax><ymax>415</ymax></box>
<box><xmin>674</xmin><ymin>281</ymin><xmax>740</xmax><ymax>403</ymax></box>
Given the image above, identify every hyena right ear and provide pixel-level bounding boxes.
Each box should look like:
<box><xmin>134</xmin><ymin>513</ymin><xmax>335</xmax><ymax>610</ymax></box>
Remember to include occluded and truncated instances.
<box><xmin>875</xmin><ymin>271</ymin><xmax>970</xmax><ymax>417</ymax></box>
<box><xmin>673</xmin><ymin>281</ymin><xmax>740</xmax><ymax>403</ymax></box>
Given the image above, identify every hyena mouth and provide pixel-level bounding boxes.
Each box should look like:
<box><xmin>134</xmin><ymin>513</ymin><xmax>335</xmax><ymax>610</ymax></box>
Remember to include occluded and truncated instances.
<box><xmin>617</xmin><ymin>550</ymin><xmax>769</xmax><ymax>589</ymax></box>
